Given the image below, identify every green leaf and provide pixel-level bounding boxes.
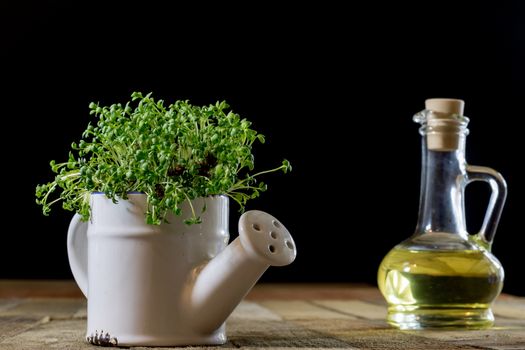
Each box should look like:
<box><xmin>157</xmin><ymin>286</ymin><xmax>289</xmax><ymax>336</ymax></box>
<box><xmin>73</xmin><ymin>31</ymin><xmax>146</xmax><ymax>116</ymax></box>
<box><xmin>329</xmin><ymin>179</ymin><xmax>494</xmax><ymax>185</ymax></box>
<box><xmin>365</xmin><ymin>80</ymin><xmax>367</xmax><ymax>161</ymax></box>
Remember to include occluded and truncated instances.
<box><xmin>35</xmin><ymin>92</ymin><xmax>291</xmax><ymax>225</ymax></box>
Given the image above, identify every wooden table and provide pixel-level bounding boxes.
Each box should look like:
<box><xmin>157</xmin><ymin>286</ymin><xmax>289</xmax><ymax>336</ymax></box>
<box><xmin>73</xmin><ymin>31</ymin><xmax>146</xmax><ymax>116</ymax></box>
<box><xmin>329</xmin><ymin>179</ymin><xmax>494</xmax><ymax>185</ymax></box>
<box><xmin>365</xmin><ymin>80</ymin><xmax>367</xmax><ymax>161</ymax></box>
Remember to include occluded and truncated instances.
<box><xmin>1</xmin><ymin>281</ymin><xmax>524</xmax><ymax>349</ymax></box>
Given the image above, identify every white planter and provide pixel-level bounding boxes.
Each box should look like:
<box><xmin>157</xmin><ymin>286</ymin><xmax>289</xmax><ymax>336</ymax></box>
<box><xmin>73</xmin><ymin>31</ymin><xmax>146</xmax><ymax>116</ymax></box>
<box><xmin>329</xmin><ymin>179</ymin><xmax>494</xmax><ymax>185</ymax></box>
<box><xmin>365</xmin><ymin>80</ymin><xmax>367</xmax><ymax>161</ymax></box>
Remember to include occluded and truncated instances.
<box><xmin>67</xmin><ymin>193</ymin><xmax>296</xmax><ymax>347</ymax></box>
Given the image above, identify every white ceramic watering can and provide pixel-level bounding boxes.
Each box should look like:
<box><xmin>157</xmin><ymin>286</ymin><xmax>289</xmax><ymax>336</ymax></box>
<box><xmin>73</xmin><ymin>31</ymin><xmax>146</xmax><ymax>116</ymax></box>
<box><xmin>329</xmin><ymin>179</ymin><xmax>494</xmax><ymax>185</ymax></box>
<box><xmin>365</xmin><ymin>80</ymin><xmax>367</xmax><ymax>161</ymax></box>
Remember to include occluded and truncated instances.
<box><xmin>67</xmin><ymin>193</ymin><xmax>296</xmax><ymax>347</ymax></box>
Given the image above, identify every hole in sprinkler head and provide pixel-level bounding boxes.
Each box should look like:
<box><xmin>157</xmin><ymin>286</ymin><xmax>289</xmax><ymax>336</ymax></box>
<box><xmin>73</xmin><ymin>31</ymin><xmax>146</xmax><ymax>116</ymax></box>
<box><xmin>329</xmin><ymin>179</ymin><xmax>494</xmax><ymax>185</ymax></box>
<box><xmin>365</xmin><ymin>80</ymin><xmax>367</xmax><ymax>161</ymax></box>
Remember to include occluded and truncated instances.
<box><xmin>252</xmin><ymin>223</ymin><xmax>260</xmax><ymax>231</ymax></box>
<box><xmin>272</xmin><ymin>220</ymin><xmax>281</xmax><ymax>228</ymax></box>
<box><xmin>270</xmin><ymin>231</ymin><xmax>278</xmax><ymax>239</ymax></box>
<box><xmin>269</xmin><ymin>245</ymin><xmax>276</xmax><ymax>253</ymax></box>
<box><xmin>285</xmin><ymin>240</ymin><xmax>294</xmax><ymax>250</ymax></box>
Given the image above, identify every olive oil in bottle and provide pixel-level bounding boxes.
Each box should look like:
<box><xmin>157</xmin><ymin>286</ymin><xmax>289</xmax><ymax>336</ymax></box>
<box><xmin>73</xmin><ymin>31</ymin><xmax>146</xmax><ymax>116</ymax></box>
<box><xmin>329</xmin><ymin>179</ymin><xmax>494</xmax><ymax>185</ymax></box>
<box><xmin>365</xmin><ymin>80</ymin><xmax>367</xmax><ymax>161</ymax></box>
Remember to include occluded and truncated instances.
<box><xmin>377</xmin><ymin>99</ymin><xmax>507</xmax><ymax>329</ymax></box>
<box><xmin>378</xmin><ymin>246</ymin><xmax>503</xmax><ymax>329</ymax></box>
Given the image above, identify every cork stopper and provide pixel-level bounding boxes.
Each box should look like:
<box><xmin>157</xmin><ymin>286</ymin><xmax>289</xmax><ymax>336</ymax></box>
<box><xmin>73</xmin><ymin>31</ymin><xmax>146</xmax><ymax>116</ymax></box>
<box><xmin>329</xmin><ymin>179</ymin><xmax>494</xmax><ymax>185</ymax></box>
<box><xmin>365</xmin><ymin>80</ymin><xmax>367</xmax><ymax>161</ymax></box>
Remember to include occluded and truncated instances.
<box><xmin>425</xmin><ymin>98</ymin><xmax>465</xmax><ymax>116</ymax></box>
<box><xmin>424</xmin><ymin>98</ymin><xmax>466</xmax><ymax>151</ymax></box>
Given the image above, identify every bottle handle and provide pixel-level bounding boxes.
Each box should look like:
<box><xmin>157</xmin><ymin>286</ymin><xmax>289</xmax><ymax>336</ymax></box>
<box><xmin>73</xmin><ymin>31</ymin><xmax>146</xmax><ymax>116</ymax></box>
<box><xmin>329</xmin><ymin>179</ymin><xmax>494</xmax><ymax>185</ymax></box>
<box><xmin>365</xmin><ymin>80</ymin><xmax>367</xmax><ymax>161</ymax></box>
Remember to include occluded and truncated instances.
<box><xmin>466</xmin><ymin>165</ymin><xmax>507</xmax><ymax>249</ymax></box>
<box><xmin>67</xmin><ymin>214</ymin><xmax>89</xmax><ymax>298</ymax></box>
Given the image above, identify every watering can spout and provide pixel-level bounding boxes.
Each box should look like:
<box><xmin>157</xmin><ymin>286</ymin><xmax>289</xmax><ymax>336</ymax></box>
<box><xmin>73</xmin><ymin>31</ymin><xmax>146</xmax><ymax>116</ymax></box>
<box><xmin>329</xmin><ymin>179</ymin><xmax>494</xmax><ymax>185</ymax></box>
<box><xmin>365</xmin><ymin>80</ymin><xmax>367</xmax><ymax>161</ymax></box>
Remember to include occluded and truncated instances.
<box><xmin>188</xmin><ymin>210</ymin><xmax>296</xmax><ymax>333</ymax></box>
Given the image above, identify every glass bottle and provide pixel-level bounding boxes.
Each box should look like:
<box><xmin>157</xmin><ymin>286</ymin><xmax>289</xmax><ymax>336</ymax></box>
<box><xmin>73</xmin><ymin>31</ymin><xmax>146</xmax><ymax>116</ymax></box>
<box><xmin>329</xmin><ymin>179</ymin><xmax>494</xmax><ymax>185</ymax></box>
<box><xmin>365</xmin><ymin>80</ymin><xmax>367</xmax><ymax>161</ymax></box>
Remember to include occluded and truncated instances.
<box><xmin>378</xmin><ymin>98</ymin><xmax>507</xmax><ymax>329</ymax></box>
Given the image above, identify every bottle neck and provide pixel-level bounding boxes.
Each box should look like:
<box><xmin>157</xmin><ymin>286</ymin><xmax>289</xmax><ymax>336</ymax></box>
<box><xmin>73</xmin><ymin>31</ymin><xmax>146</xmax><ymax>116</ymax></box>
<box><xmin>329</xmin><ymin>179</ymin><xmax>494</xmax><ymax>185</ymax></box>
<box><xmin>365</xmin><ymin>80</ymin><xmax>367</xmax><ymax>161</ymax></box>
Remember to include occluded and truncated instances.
<box><xmin>415</xmin><ymin>135</ymin><xmax>468</xmax><ymax>236</ymax></box>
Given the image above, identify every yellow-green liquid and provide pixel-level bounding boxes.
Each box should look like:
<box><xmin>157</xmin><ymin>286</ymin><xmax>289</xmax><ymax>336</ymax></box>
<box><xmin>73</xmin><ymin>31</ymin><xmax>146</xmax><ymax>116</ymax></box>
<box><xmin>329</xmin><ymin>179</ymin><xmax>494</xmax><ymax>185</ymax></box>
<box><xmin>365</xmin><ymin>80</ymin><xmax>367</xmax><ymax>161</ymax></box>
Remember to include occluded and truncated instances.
<box><xmin>378</xmin><ymin>247</ymin><xmax>504</xmax><ymax>329</ymax></box>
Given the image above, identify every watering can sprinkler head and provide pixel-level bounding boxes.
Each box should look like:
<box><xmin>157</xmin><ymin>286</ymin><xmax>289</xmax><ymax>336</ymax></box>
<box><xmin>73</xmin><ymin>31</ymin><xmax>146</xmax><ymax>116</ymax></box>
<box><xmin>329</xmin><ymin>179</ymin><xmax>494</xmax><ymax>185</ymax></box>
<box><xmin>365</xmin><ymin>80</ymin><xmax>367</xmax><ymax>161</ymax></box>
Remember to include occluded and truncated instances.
<box><xmin>189</xmin><ymin>210</ymin><xmax>296</xmax><ymax>333</ymax></box>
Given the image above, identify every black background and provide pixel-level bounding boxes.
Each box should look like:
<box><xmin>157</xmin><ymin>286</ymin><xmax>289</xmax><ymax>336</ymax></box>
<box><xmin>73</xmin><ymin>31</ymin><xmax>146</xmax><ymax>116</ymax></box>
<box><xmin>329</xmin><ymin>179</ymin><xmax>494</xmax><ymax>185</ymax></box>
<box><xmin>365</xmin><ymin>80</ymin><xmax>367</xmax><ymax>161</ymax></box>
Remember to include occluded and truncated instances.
<box><xmin>1</xmin><ymin>1</ymin><xmax>524</xmax><ymax>296</ymax></box>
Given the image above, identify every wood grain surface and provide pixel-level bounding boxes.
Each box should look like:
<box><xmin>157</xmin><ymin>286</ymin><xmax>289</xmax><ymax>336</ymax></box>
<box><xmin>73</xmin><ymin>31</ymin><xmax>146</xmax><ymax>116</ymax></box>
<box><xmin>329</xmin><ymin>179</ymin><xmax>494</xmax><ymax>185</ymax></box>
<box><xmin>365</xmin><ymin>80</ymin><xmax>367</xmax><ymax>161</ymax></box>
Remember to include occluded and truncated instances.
<box><xmin>0</xmin><ymin>281</ymin><xmax>524</xmax><ymax>349</ymax></box>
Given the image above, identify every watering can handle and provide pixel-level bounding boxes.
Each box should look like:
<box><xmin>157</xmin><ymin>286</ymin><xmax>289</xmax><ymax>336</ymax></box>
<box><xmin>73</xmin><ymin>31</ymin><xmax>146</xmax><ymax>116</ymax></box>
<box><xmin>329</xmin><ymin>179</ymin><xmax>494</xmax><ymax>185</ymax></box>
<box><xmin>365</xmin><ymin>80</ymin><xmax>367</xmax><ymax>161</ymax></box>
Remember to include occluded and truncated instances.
<box><xmin>466</xmin><ymin>165</ymin><xmax>507</xmax><ymax>248</ymax></box>
<box><xmin>67</xmin><ymin>214</ymin><xmax>89</xmax><ymax>298</ymax></box>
